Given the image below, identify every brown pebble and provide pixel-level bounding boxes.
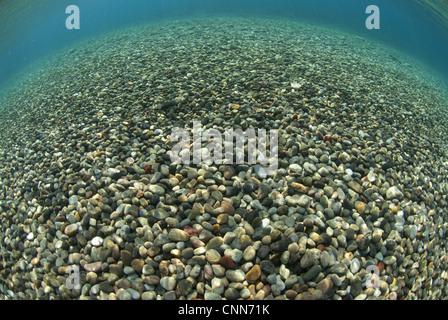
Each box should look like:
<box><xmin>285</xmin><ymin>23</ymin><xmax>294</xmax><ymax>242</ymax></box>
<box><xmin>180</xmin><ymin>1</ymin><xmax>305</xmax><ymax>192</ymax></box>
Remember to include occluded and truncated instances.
<box><xmin>285</xmin><ymin>289</ymin><xmax>298</xmax><ymax>300</ymax></box>
<box><xmin>218</xmin><ymin>255</ymin><xmax>235</xmax><ymax>269</ymax></box>
<box><xmin>131</xmin><ymin>259</ymin><xmax>144</xmax><ymax>273</ymax></box>
<box><xmin>246</xmin><ymin>264</ymin><xmax>262</xmax><ymax>282</ymax></box>
<box><xmin>291</xmin><ymin>182</ymin><xmax>309</xmax><ymax>194</ymax></box>
<box><xmin>221</xmin><ymin>201</ymin><xmax>235</xmax><ymax>215</ymax></box>
<box><xmin>120</xmin><ymin>250</ymin><xmax>133</xmax><ymax>266</ymax></box>
<box><xmin>316</xmin><ymin>278</ymin><xmax>333</xmax><ymax>295</ymax></box>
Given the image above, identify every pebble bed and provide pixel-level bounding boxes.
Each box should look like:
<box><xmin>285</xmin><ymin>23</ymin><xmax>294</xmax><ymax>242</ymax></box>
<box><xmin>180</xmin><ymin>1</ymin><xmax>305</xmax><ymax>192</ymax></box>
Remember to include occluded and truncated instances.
<box><xmin>0</xmin><ymin>17</ymin><xmax>448</xmax><ymax>300</ymax></box>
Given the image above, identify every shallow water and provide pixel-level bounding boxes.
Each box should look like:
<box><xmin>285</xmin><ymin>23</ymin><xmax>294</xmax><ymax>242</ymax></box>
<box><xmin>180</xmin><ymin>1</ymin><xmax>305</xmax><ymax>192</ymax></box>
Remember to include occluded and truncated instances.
<box><xmin>0</xmin><ymin>2</ymin><xmax>448</xmax><ymax>302</ymax></box>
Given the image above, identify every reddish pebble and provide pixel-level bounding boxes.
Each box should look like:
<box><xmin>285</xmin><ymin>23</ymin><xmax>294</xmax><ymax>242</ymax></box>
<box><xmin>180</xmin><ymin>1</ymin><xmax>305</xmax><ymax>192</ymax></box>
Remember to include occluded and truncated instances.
<box><xmin>183</xmin><ymin>225</ymin><xmax>199</xmax><ymax>237</ymax></box>
<box><xmin>219</xmin><ymin>256</ymin><xmax>235</xmax><ymax>269</ymax></box>
<box><xmin>144</xmin><ymin>165</ymin><xmax>151</xmax><ymax>174</ymax></box>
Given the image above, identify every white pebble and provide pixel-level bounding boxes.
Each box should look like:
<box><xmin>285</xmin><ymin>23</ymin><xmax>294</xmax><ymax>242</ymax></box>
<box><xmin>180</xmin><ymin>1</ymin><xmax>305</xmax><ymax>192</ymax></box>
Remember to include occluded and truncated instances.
<box><xmin>91</xmin><ymin>236</ymin><xmax>103</xmax><ymax>246</ymax></box>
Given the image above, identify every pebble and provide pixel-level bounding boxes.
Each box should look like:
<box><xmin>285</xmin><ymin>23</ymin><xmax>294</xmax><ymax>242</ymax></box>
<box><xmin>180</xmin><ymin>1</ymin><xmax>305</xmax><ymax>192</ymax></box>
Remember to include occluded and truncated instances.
<box><xmin>168</xmin><ymin>228</ymin><xmax>190</xmax><ymax>242</ymax></box>
<box><xmin>246</xmin><ymin>264</ymin><xmax>262</xmax><ymax>282</ymax></box>
<box><xmin>64</xmin><ymin>223</ymin><xmax>78</xmax><ymax>237</ymax></box>
<box><xmin>160</xmin><ymin>276</ymin><xmax>177</xmax><ymax>291</ymax></box>
<box><xmin>226</xmin><ymin>270</ymin><xmax>246</xmax><ymax>282</ymax></box>
<box><xmin>386</xmin><ymin>186</ymin><xmax>404</xmax><ymax>200</ymax></box>
<box><xmin>84</xmin><ymin>262</ymin><xmax>102</xmax><ymax>273</ymax></box>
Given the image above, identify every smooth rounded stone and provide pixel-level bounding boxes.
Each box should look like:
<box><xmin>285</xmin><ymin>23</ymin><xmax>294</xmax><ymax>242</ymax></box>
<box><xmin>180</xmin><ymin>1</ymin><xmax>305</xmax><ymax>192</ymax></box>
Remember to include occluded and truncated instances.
<box><xmin>123</xmin><ymin>266</ymin><xmax>136</xmax><ymax>275</ymax></box>
<box><xmin>329</xmin><ymin>263</ymin><xmax>347</xmax><ymax>276</ymax></box>
<box><xmin>302</xmin><ymin>265</ymin><xmax>322</xmax><ymax>282</ymax></box>
<box><xmin>205</xmin><ymin>249</ymin><xmax>221</xmax><ymax>264</ymax></box>
<box><xmin>84</xmin><ymin>262</ymin><xmax>102</xmax><ymax>272</ymax></box>
<box><xmin>372</xmin><ymin>229</ymin><xmax>383</xmax><ymax>243</ymax></box>
<box><xmin>99</xmin><ymin>281</ymin><xmax>114</xmax><ymax>293</ymax></box>
<box><xmin>243</xmin><ymin>183</ymin><xmax>255</xmax><ymax>193</ymax></box>
<box><xmin>285</xmin><ymin>216</ymin><xmax>295</xmax><ymax>227</ymax></box>
<box><xmin>350</xmin><ymin>279</ymin><xmax>363</xmax><ymax>298</ymax></box>
<box><xmin>211</xmin><ymin>278</ymin><xmax>226</xmax><ymax>295</ymax></box>
<box><xmin>100</xmin><ymin>225</ymin><xmax>115</xmax><ymax>236</ymax></box>
<box><xmin>144</xmin><ymin>275</ymin><xmax>160</xmax><ymax>286</ymax></box>
<box><xmin>291</xmin><ymin>182</ymin><xmax>309</xmax><ymax>194</ymax></box>
<box><xmin>177</xmin><ymin>278</ymin><xmax>194</xmax><ymax>296</ymax></box>
<box><xmin>350</xmin><ymin>258</ymin><xmax>361</xmax><ymax>274</ymax></box>
<box><xmin>163</xmin><ymin>291</ymin><xmax>177</xmax><ymax>300</ymax></box>
<box><xmin>309</xmin><ymin>232</ymin><xmax>324</xmax><ymax>244</ymax></box>
<box><xmin>91</xmin><ymin>236</ymin><xmax>103</xmax><ymax>247</ymax></box>
<box><xmin>205</xmin><ymin>292</ymin><xmax>223</xmax><ymax>300</ymax></box>
<box><xmin>320</xmin><ymin>195</ymin><xmax>329</xmax><ymax>208</ymax></box>
<box><xmin>131</xmin><ymin>259</ymin><xmax>144</xmax><ymax>273</ymax></box>
<box><xmin>69</xmin><ymin>253</ymin><xmax>82</xmax><ymax>265</ymax></box>
<box><xmin>226</xmin><ymin>269</ymin><xmax>246</xmax><ymax>282</ymax></box>
<box><xmin>337</xmin><ymin>234</ymin><xmax>347</xmax><ymax>248</ymax></box>
<box><xmin>142</xmin><ymin>264</ymin><xmax>156</xmax><ymax>276</ymax></box>
<box><xmin>243</xmin><ymin>246</ymin><xmax>256</xmax><ymax>261</ymax></box>
<box><xmin>323</xmin><ymin>186</ymin><xmax>333</xmax><ymax>197</ymax></box>
<box><xmin>225</xmin><ymin>287</ymin><xmax>241</xmax><ymax>300</ymax></box>
<box><xmin>354</xmin><ymin>201</ymin><xmax>366</xmax><ymax>214</ymax></box>
<box><xmin>338</xmin><ymin>152</ymin><xmax>351</xmax><ymax>163</ymax></box>
<box><xmin>297</xmin><ymin>195</ymin><xmax>310</xmax><ymax>207</ymax></box>
<box><xmin>246</xmin><ymin>264</ymin><xmax>262</xmax><ymax>282</ymax></box>
<box><xmin>300</xmin><ymin>250</ymin><xmax>319</xmax><ymax>269</ymax></box>
<box><xmin>168</xmin><ymin>228</ymin><xmax>190</xmax><ymax>242</ymax></box>
<box><xmin>367</xmin><ymin>171</ymin><xmax>376</xmax><ymax>183</ymax></box>
<box><xmin>409</xmin><ymin>225</ymin><xmax>418</xmax><ymax>240</ymax></box>
<box><xmin>383</xmin><ymin>255</ymin><xmax>397</xmax><ymax>265</ymax></box>
<box><xmin>212</xmin><ymin>264</ymin><xmax>226</xmax><ymax>277</ymax></box>
<box><xmin>221</xmin><ymin>201</ymin><xmax>235</xmax><ymax>215</ymax></box>
<box><xmin>142</xmin><ymin>291</ymin><xmax>156</xmax><ymax>300</ymax></box>
<box><xmin>149</xmin><ymin>185</ymin><xmax>165</xmax><ymax>195</ymax></box>
<box><xmin>386</xmin><ymin>186</ymin><xmax>403</xmax><ymax>200</ymax></box>
<box><xmin>318</xmin><ymin>167</ymin><xmax>329</xmax><ymax>177</ymax></box>
<box><xmin>153</xmin><ymin>208</ymin><xmax>169</xmax><ymax>220</ymax></box>
<box><xmin>354</xmin><ymin>294</ymin><xmax>367</xmax><ymax>300</ymax></box>
<box><xmin>347</xmin><ymin>180</ymin><xmax>362</xmax><ymax>194</ymax></box>
<box><xmin>116</xmin><ymin>278</ymin><xmax>132</xmax><ymax>289</ymax></box>
<box><xmin>188</xmin><ymin>264</ymin><xmax>202</xmax><ymax>278</ymax></box>
<box><xmin>64</xmin><ymin>224</ymin><xmax>78</xmax><ymax>237</ymax></box>
<box><xmin>240</xmin><ymin>287</ymin><xmax>251</xmax><ymax>299</ymax></box>
<box><xmin>211</xmin><ymin>191</ymin><xmax>223</xmax><ymax>202</ymax></box>
<box><xmin>127</xmin><ymin>288</ymin><xmax>141</xmax><ymax>300</ymax></box>
<box><xmin>316</xmin><ymin>278</ymin><xmax>333</xmax><ymax>295</ymax></box>
<box><xmin>320</xmin><ymin>251</ymin><xmax>330</xmax><ymax>269</ymax></box>
<box><xmin>206</xmin><ymin>237</ymin><xmax>223</xmax><ymax>250</ymax></box>
<box><xmin>289</xmin><ymin>164</ymin><xmax>302</xmax><ymax>173</ymax></box>
<box><xmin>160</xmin><ymin>276</ymin><xmax>177</xmax><ymax>291</ymax></box>
<box><xmin>118</xmin><ymin>290</ymin><xmax>133</xmax><ymax>300</ymax></box>
<box><xmin>219</xmin><ymin>255</ymin><xmax>235</xmax><ymax>269</ymax></box>
<box><xmin>121</xmin><ymin>250</ymin><xmax>133</xmax><ymax>266</ymax></box>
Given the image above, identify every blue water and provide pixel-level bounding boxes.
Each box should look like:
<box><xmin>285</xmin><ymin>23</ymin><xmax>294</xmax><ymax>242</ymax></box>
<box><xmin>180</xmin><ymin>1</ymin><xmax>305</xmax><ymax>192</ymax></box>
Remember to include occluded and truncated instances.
<box><xmin>0</xmin><ymin>0</ymin><xmax>447</xmax><ymax>90</ymax></box>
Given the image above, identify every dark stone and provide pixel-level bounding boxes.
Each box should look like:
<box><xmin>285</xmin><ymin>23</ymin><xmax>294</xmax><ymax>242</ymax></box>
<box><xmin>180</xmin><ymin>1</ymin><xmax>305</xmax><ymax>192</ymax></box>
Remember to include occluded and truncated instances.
<box><xmin>177</xmin><ymin>278</ymin><xmax>194</xmax><ymax>296</ymax></box>
<box><xmin>342</xmin><ymin>199</ymin><xmax>355</xmax><ymax>210</ymax></box>
<box><xmin>260</xmin><ymin>260</ymin><xmax>276</xmax><ymax>274</ymax></box>
<box><xmin>243</xmin><ymin>183</ymin><xmax>255</xmax><ymax>193</ymax></box>
<box><xmin>350</xmin><ymin>278</ymin><xmax>363</xmax><ymax>298</ymax></box>
<box><xmin>382</xmin><ymin>161</ymin><xmax>395</xmax><ymax>171</ymax></box>
<box><xmin>302</xmin><ymin>265</ymin><xmax>321</xmax><ymax>282</ymax></box>
<box><xmin>270</xmin><ymin>237</ymin><xmax>292</xmax><ymax>252</ymax></box>
<box><xmin>252</xmin><ymin>227</ymin><xmax>271</xmax><ymax>240</ymax></box>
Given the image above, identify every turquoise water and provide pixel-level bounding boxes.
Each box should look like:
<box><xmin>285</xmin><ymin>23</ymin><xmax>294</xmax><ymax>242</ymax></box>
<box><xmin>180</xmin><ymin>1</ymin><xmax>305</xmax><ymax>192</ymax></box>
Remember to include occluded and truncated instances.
<box><xmin>0</xmin><ymin>0</ymin><xmax>448</xmax><ymax>90</ymax></box>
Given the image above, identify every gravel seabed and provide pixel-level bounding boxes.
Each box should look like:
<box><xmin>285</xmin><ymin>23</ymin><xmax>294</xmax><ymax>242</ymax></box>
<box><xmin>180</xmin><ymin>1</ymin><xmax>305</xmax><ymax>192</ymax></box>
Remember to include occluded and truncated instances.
<box><xmin>0</xmin><ymin>17</ymin><xmax>448</xmax><ymax>300</ymax></box>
